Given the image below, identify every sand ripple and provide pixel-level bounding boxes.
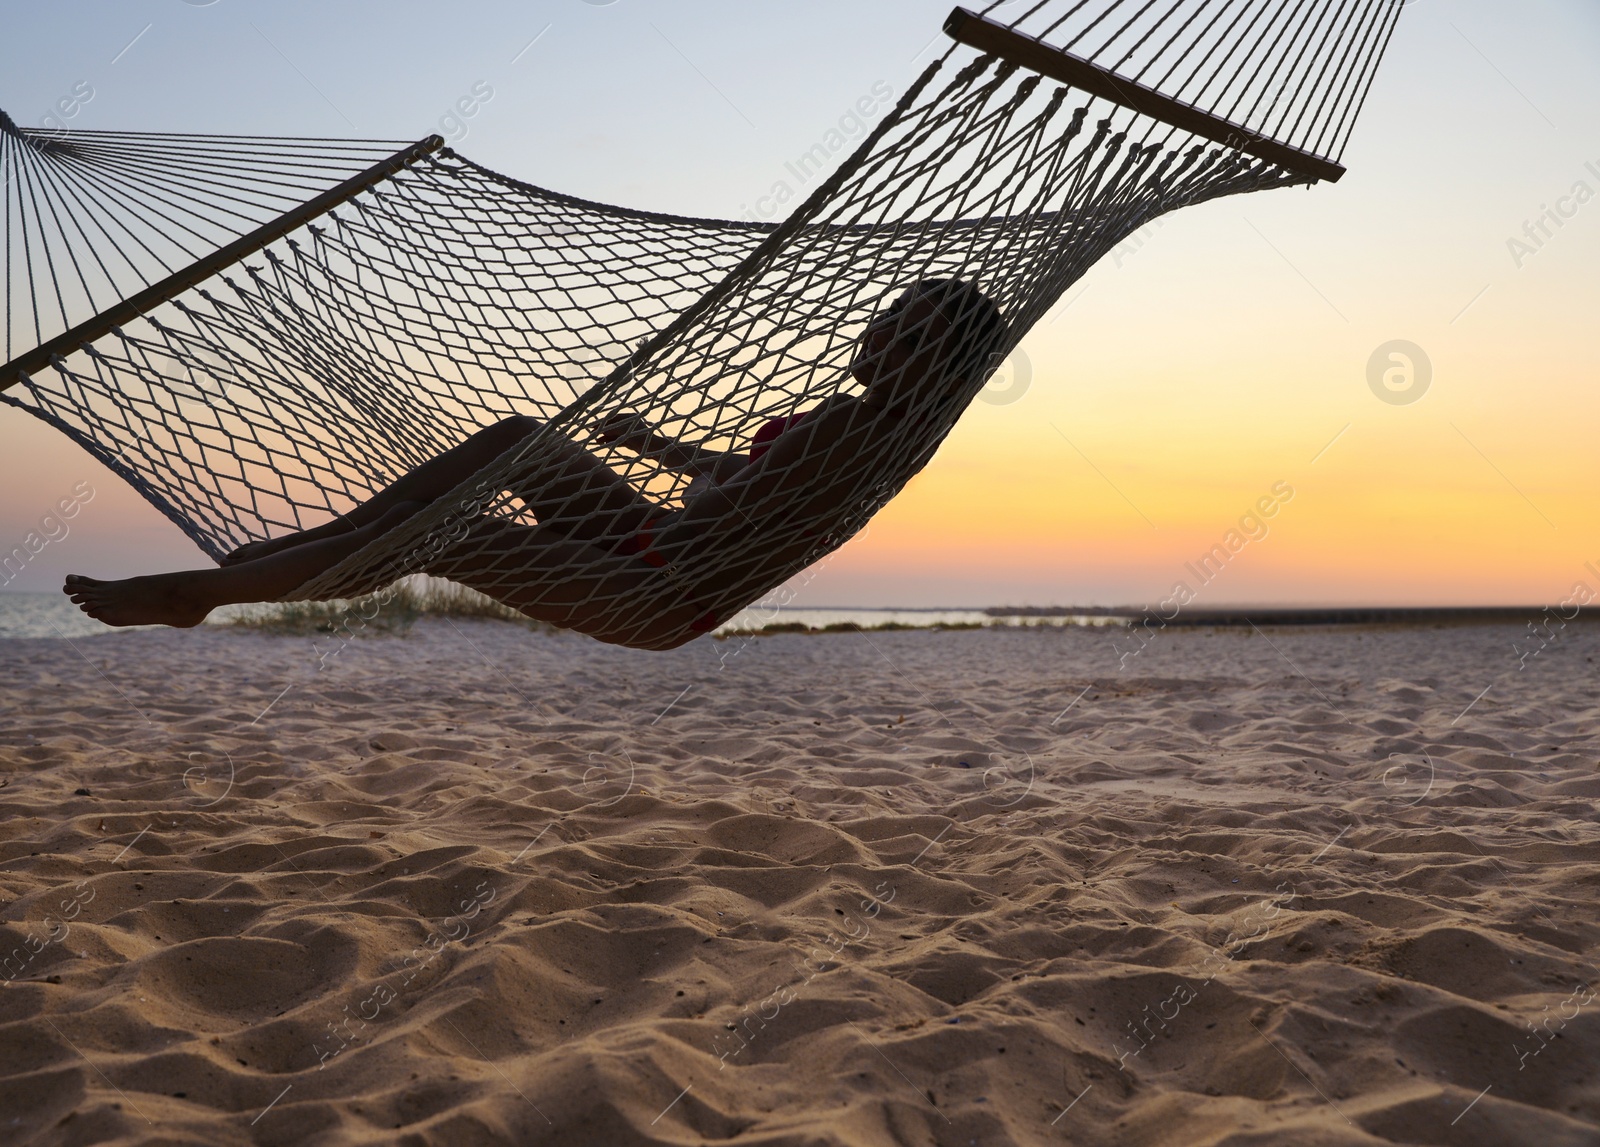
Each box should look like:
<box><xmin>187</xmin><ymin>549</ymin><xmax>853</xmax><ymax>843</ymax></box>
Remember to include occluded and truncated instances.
<box><xmin>2</xmin><ymin>621</ymin><xmax>1598</xmax><ymax>1144</ymax></box>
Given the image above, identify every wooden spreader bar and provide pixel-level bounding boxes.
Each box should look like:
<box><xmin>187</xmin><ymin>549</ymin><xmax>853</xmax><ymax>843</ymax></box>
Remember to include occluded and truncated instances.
<box><xmin>943</xmin><ymin>8</ymin><xmax>1346</xmax><ymax>185</ymax></box>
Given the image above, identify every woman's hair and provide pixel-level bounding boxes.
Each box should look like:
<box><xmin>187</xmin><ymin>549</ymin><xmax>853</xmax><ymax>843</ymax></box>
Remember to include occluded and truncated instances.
<box><xmin>884</xmin><ymin>278</ymin><xmax>1010</xmax><ymax>387</ymax></box>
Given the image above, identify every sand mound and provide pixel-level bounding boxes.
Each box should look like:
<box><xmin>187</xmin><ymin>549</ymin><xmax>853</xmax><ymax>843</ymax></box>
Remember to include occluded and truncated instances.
<box><xmin>2</xmin><ymin>620</ymin><xmax>1598</xmax><ymax>1144</ymax></box>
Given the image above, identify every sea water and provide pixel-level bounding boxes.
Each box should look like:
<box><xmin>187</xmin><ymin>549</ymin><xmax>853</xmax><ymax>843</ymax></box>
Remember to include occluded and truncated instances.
<box><xmin>715</xmin><ymin>606</ymin><xmax>1121</xmax><ymax>633</ymax></box>
<box><xmin>1</xmin><ymin>591</ymin><xmax>1120</xmax><ymax>640</ymax></box>
<box><xmin>0</xmin><ymin>592</ymin><xmax>118</xmax><ymax>638</ymax></box>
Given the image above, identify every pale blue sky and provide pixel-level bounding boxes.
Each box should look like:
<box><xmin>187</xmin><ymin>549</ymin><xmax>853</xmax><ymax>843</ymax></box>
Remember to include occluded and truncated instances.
<box><xmin>4</xmin><ymin>1</ymin><xmax>1593</xmax><ymax>219</ymax></box>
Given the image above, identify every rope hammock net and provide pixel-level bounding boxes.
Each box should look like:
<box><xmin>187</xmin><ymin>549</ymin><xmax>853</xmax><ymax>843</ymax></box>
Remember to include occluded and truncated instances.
<box><xmin>2</xmin><ymin>0</ymin><xmax>1403</xmax><ymax>649</ymax></box>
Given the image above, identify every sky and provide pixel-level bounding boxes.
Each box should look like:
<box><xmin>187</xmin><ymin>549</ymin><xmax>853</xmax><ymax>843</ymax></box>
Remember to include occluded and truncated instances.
<box><xmin>2</xmin><ymin>0</ymin><xmax>1598</xmax><ymax>609</ymax></box>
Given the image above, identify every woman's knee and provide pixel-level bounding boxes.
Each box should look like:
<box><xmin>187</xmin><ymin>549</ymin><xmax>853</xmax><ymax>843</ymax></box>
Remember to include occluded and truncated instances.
<box><xmin>464</xmin><ymin>415</ymin><xmax>540</xmax><ymax>457</ymax></box>
<box><xmin>494</xmin><ymin>414</ymin><xmax>541</xmax><ymax>440</ymax></box>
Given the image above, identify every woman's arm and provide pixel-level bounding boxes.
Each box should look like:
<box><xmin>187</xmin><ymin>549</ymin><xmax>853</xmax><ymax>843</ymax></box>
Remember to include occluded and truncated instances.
<box><xmin>675</xmin><ymin>397</ymin><xmax>868</xmax><ymax>533</ymax></box>
<box><xmin>598</xmin><ymin>411</ymin><xmax>743</xmax><ymax>477</ymax></box>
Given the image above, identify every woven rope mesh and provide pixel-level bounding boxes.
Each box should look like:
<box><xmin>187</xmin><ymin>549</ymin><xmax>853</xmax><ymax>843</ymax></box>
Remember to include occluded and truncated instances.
<box><xmin>2</xmin><ymin>0</ymin><xmax>1402</xmax><ymax>649</ymax></box>
<box><xmin>0</xmin><ymin>117</ymin><xmax>414</xmax><ymax>360</ymax></box>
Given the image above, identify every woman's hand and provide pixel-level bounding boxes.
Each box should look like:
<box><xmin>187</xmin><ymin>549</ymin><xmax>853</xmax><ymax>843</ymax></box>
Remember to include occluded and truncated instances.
<box><xmin>597</xmin><ymin>411</ymin><xmax>651</xmax><ymax>452</ymax></box>
<box><xmin>220</xmin><ymin>537</ymin><xmax>288</xmax><ymax>566</ymax></box>
<box><xmin>598</xmin><ymin>411</ymin><xmax>725</xmax><ymax>474</ymax></box>
<box><xmin>219</xmin><ymin>518</ymin><xmax>355</xmax><ymax>566</ymax></box>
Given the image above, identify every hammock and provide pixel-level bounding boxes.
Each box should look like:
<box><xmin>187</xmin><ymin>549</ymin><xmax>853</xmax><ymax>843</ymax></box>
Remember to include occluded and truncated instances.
<box><xmin>1</xmin><ymin>1</ymin><xmax>1404</xmax><ymax>649</ymax></box>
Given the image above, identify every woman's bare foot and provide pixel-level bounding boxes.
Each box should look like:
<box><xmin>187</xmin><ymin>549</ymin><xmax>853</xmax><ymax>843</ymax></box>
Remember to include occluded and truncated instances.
<box><xmin>64</xmin><ymin>574</ymin><xmax>215</xmax><ymax>628</ymax></box>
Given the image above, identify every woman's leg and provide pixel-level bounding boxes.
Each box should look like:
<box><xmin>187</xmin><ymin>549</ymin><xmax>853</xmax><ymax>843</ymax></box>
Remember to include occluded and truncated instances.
<box><xmin>67</xmin><ymin>501</ymin><xmax>436</xmax><ymax>627</ymax></box>
<box><xmin>219</xmin><ymin>412</ymin><xmax>662</xmax><ymax>563</ymax></box>
<box><xmin>67</xmin><ymin>501</ymin><xmax>699</xmax><ymax>648</ymax></box>
<box><xmin>222</xmin><ymin>416</ymin><xmax>545</xmax><ymax>565</ymax></box>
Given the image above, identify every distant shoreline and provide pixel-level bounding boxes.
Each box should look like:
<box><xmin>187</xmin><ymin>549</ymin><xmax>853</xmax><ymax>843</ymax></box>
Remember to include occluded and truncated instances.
<box><xmin>982</xmin><ymin>606</ymin><xmax>1567</xmax><ymax>627</ymax></box>
<box><xmin>1</xmin><ymin>590</ymin><xmax>1578</xmax><ymax>640</ymax></box>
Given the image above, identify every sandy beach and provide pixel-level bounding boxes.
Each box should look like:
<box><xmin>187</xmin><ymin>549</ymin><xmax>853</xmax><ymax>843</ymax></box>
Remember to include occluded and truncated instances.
<box><xmin>3</xmin><ymin>619</ymin><xmax>1598</xmax><ymax>1146</ymax></box>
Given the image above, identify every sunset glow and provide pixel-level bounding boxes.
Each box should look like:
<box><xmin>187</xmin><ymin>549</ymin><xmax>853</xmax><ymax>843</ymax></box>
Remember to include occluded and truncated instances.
<box><xmin>2</xmin><ymin>0</ymin><xmax>1596</xmax><ymax>609</ymax></box>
